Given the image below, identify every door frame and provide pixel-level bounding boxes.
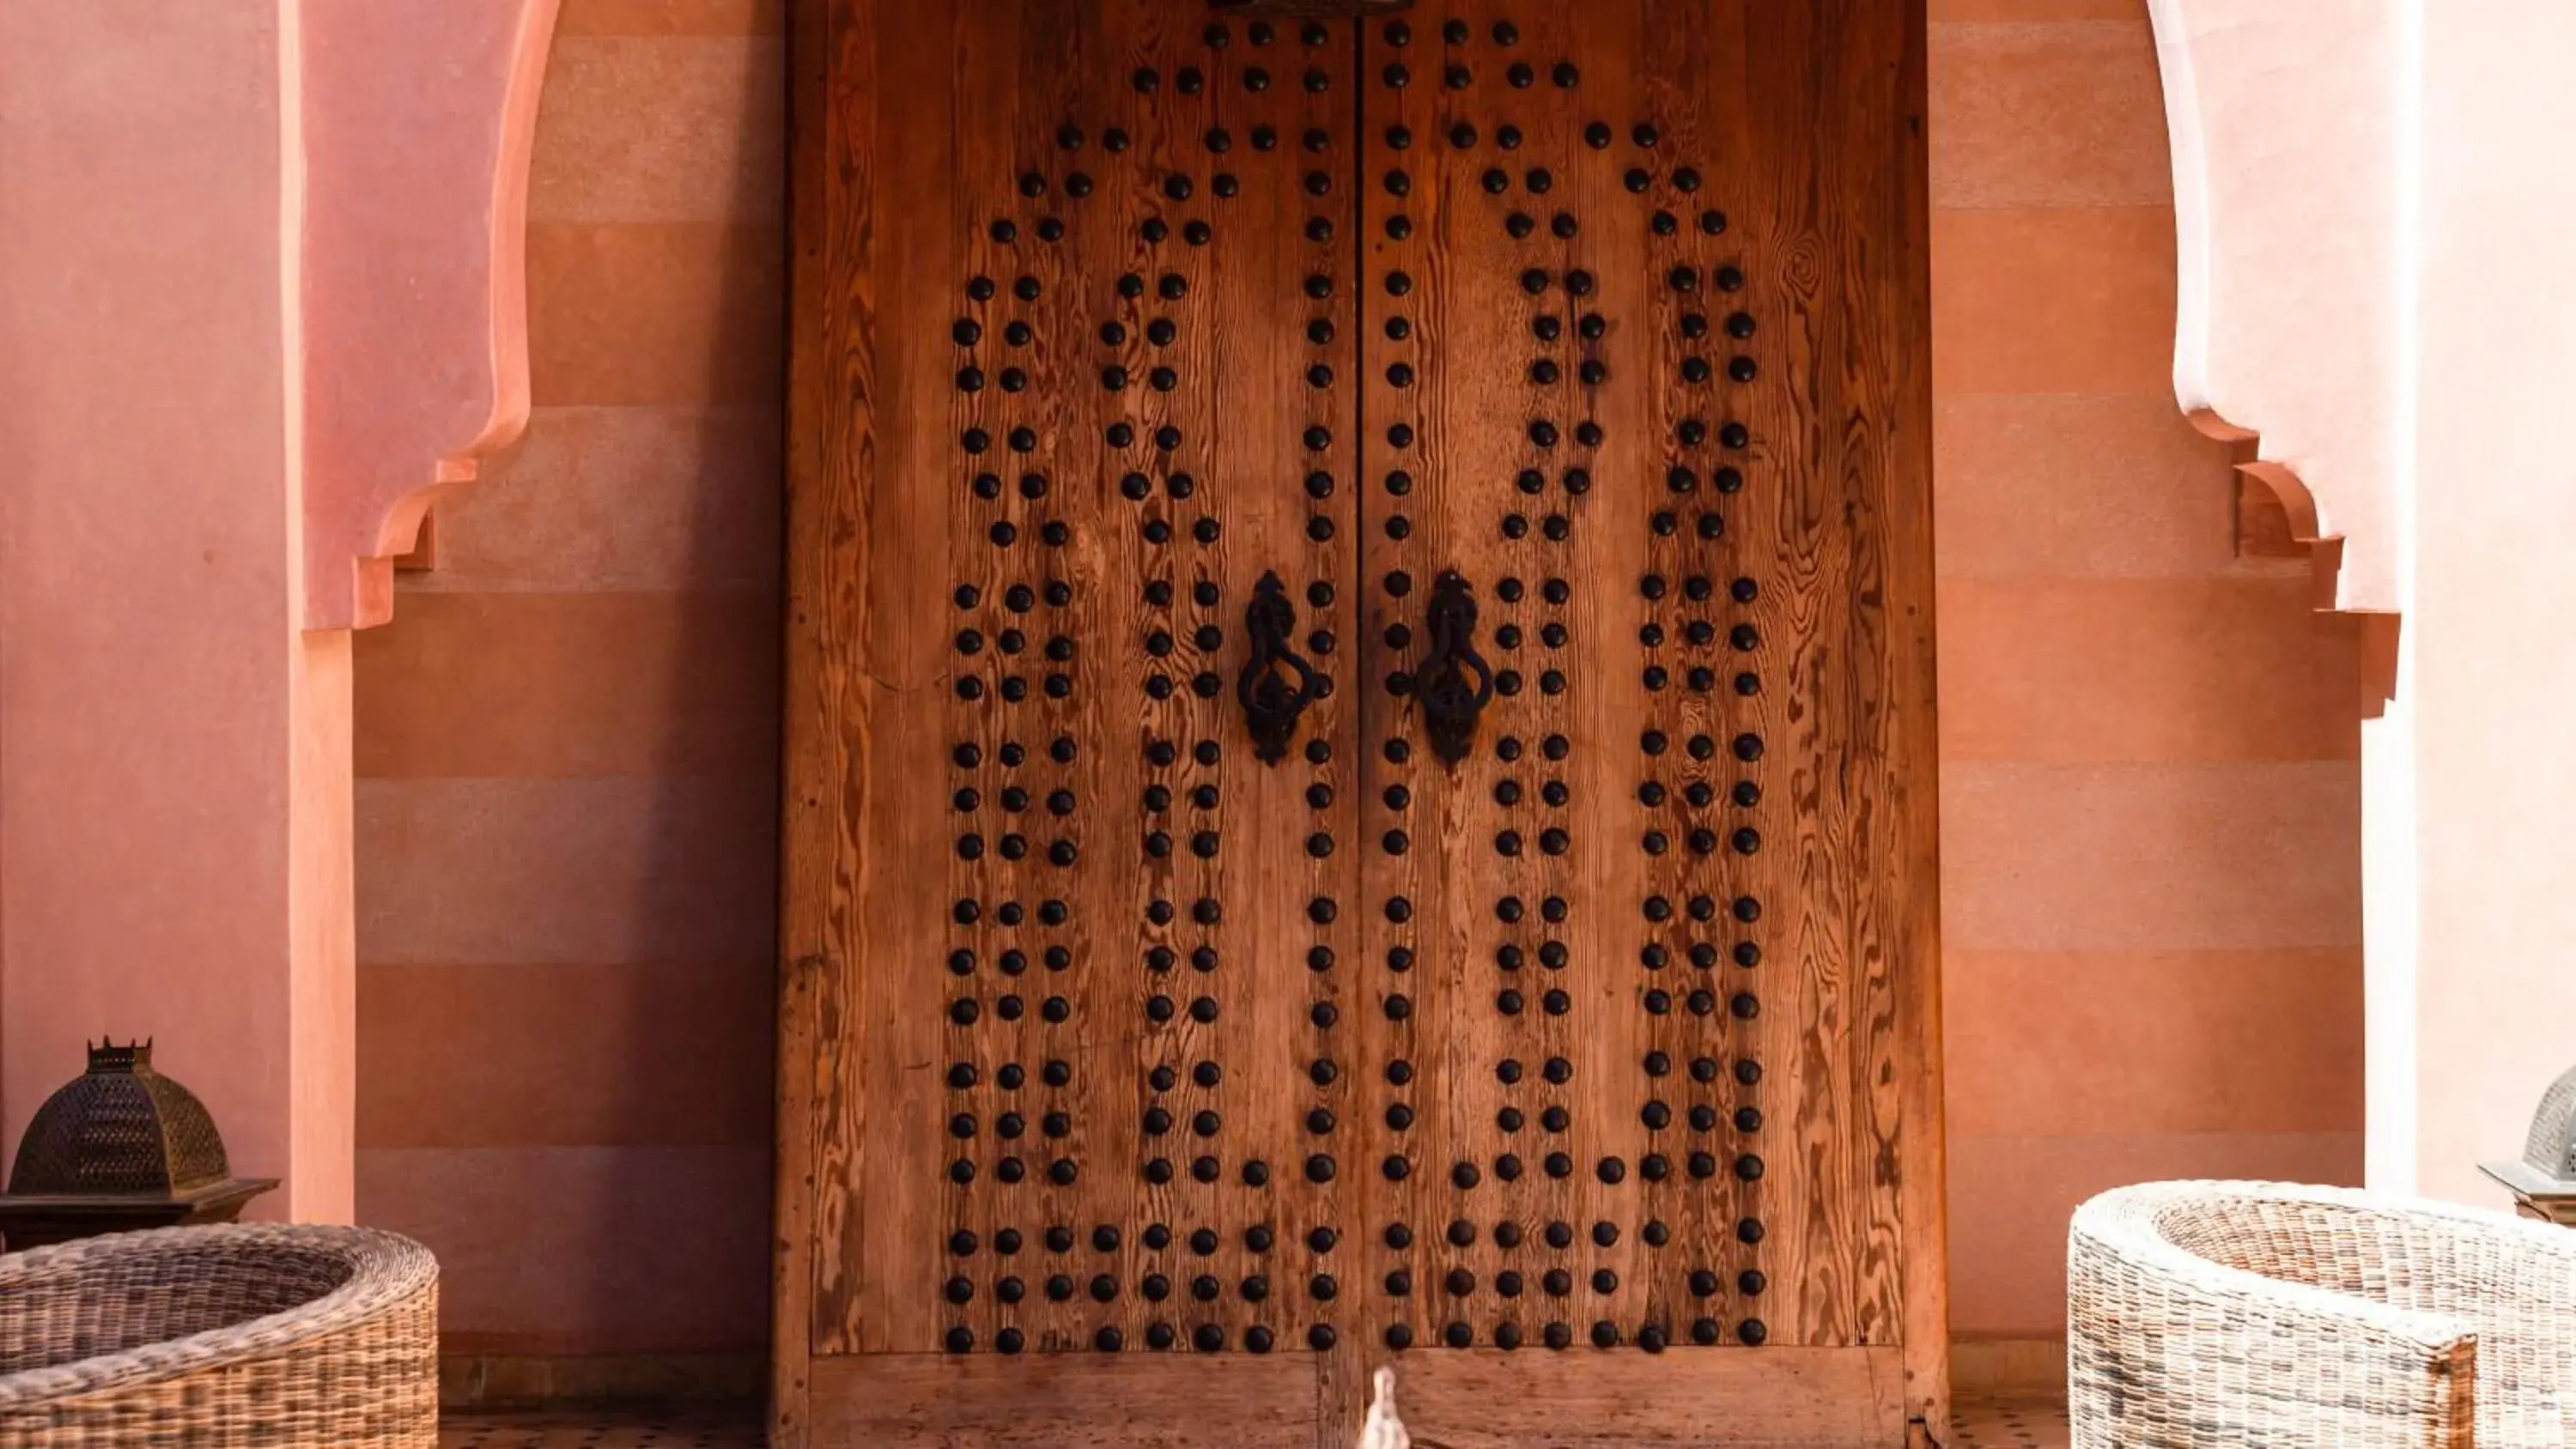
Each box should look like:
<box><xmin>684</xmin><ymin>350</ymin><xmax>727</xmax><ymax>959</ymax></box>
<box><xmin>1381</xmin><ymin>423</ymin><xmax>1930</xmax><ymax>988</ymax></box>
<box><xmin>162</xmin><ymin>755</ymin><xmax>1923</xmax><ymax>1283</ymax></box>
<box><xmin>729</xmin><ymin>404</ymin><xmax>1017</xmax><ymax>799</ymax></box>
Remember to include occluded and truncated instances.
<box><xmin>771</xmin><ymin>3</ymin><xmax>1945</xmax><ymax>1444</ymax></box>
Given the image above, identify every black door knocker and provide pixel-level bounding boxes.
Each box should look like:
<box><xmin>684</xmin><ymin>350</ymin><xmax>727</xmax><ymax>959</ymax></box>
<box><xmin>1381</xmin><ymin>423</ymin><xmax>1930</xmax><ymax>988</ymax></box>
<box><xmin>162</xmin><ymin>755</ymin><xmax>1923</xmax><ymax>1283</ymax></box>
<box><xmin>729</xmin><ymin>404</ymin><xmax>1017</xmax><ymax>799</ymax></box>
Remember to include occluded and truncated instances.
<box><xmin>1419</xmin><ymin>572</ymin><xmax>1496</xmax><ymax>765</ymax></box>
<box><xmin>1237</xmin><ymin>571</ymin><xmax>1324</xmax><ymax>764</ymax></box>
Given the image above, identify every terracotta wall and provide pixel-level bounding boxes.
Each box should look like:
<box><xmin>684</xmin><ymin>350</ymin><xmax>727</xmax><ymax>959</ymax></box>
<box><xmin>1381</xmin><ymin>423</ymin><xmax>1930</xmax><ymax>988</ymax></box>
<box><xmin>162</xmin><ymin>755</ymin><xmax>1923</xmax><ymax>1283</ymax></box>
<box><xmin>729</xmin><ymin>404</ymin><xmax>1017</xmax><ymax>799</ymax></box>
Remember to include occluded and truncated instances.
<box><xmin>1927</xmin><ymin>0</ymin><xmax>2365</xmax><ymax>1347</ymax></box>
<box><xmin>346</xmin><ymin>0</ymin><xmax>2364</xmax><ymax>1373</ymax></box>
<box><xmin>350</xmin><ymin>0</ymin><xmax>785</xmax><ymax>1377</ymax></box>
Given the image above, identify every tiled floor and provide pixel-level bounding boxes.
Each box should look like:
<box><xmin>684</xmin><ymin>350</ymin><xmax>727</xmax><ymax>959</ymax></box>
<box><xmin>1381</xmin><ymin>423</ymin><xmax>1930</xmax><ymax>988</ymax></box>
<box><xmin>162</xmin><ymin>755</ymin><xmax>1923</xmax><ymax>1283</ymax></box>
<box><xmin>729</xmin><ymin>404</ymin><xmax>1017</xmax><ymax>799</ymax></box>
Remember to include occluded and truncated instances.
<box><xmin>440</xmin><ymin>1397</ymin><xmax>2071</xmax><ymax>1446</ymax></box>
<box><xmin>1950</xmin><ymin>1397</ymin><xmax>2074</xmax><ymax>1449</ymax></box>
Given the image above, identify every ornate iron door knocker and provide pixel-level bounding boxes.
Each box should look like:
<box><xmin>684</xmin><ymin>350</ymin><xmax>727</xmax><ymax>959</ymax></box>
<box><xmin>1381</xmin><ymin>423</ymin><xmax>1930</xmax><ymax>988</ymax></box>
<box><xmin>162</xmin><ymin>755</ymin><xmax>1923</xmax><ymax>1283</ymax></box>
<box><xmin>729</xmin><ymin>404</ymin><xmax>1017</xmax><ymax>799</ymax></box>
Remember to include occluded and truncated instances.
<box><xmin>1237</xmin><ymin>572</ymin><xmax>1323</xmax><ymax>764</ymax></box>
<box><xmin>1419</xmin><ymin>572</ymin><xmax>1496</xmax><ymax>764</ymax></box>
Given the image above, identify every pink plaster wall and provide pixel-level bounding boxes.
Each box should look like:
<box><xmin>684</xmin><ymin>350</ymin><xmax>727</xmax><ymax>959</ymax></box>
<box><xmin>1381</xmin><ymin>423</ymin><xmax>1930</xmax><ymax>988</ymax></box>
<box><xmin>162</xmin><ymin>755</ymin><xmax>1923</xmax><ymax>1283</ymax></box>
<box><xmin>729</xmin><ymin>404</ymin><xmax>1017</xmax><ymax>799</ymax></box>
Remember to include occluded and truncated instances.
<box><xmin>0</xmin><ymin>0</ymin><xmax>350</xmax><ymax>1222</ymax></box>
<box><xmin>1929</xmin><ymin>0</ymin><xmax>2365</xmax><ymax>1345</ymax></box>
<box><xmin>349</xmin><ymin>0</ymin><xmax>784</xmax><ymax>1370</ymax></box>
<box><xmin>2411</xmin><ymin>2</ymin><xmax>2576</xmax><ymax>1207</ymax></box>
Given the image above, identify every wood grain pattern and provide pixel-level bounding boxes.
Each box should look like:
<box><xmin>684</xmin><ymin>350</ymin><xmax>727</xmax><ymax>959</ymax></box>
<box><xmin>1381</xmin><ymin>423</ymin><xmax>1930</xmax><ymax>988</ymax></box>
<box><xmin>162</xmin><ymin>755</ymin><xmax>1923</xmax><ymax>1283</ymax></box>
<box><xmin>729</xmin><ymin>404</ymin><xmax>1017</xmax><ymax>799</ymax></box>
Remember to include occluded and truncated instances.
<box><xmin>1875</xmin><ymin>0</ymin><xmax>1953</xmax><ymax>1430</ymax></box>
<box><xmin>1353</xmin><ymin>0</ymin><xmax>1775</xmax><ymax>1360</ymax></box>
<box><xmin>774</xmin><ymin>0</ymin><xmax>847</xmax><ymax>1437</ymax></box>
<box><xmin>790</xmin><ymin>0</ymin><xmax>1370</xmax><ymax>1365</ymax></box>
<box><xmin>811</xmin><ymin>1355</ymin><xmax>1319</xmax><ymax>1448</ymax></box>
<box><xmin>1342</xmin><ymin>0</ymin><xmax>1938</xmax><ymax>1384</ymax></box>
<box><xmin>809</xmin><ymin>1349</ymin><xmax>1905</xmax><ymax>1448</ymax></box>
<box><xmin>1383</xmin><ymin>1346</ymin><xmax>1907</xmax><ymax>1446</ymax></box>
<box><xmin>781</xmin><ymin>0</ymin><xmax>1939</xmax><ymax>1442</ymax></box>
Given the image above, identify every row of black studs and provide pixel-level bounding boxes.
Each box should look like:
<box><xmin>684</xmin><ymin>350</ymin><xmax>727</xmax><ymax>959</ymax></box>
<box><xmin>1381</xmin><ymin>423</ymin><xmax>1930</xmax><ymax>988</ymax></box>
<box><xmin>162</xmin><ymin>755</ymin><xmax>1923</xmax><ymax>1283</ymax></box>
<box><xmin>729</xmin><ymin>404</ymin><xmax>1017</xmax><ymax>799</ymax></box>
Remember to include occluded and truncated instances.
<box><xmin>1637</xmin><ymin>130</ymin><xmax>1766</xmax><ymax>1343</ymax></box>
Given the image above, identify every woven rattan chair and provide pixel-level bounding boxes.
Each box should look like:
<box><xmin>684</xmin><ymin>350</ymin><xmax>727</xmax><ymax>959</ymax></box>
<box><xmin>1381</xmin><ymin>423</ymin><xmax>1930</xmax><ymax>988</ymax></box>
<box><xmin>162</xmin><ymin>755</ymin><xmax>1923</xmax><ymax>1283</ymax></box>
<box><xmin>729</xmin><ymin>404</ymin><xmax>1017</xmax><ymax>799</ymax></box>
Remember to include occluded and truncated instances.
<box><xmin>2070</xmin><ymin>1179</ymin><xmax>2576</xmax><ymax>1447</ymax></box>
<box><xmin>0</xmin><ymin>1224</ymin><xmax>438</xmax><ymax>1447</ymax></box>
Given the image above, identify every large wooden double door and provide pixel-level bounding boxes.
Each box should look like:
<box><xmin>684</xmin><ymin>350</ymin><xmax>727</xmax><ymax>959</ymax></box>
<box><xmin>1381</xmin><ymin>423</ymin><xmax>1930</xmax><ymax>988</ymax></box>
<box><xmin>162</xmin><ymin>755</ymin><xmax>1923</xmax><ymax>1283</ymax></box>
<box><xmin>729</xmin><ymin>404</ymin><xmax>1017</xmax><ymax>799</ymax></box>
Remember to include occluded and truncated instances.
<box><xmin>780</xmin><ymin>1</ymin><xmax>1939</xmax><ymax>1443</ymax></box>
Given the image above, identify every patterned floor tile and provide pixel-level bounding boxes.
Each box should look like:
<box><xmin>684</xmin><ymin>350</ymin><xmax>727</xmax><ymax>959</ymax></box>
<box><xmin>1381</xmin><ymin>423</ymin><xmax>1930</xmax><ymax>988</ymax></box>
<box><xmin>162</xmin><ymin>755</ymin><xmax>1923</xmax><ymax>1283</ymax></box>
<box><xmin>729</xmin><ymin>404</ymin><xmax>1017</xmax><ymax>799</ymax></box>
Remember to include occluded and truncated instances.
<box><xmin>1950</xmin><ymin>1396</ymin><xmax>2074</xmax><ymax>1449</ymax></box>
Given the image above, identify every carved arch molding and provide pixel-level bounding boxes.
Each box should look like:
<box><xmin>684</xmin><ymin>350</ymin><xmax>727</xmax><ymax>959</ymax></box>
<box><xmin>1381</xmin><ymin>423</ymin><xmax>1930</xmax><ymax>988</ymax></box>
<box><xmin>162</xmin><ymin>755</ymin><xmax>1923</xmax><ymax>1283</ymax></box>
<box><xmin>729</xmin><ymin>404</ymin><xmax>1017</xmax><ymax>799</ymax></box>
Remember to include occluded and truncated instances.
<box><xmin>299</xmin><ymin>0</ymin><xmax>559</xmax><ymax>630</ymax></box>
<box><xmin>2146</xmin><ymin>0</ymin><xmax>2404</xmax><ymax>616</ymax></box>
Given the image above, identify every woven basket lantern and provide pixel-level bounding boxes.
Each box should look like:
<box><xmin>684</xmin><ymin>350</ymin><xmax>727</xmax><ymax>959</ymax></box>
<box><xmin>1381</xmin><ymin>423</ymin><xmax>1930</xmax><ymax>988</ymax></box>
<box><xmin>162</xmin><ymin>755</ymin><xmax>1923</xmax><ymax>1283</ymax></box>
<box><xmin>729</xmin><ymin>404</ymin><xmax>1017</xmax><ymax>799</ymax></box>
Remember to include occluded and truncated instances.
<box><xmin>0</xmin><ymin>1040</ymin><xmax>276</xmax><ymax>1252</ymax></box>
<box><xmin>2482</xmin><ymin>1063</ymin><xmax>2576</xmax><ymax>1226</ymax></box>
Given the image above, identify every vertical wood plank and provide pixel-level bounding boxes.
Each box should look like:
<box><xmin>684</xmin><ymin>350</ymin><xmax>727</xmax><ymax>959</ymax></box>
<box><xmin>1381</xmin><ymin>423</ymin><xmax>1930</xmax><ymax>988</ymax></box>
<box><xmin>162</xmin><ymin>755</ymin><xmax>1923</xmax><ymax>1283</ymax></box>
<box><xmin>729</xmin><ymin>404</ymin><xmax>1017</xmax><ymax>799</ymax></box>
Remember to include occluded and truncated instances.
<box><xmin>775</xmin><ymin>0</ymin><xmax>820</xmax><ymax>1415</ymax></box>
<box><xmin>1352</xmin><ymin>0</ymin><xmax>1807</xmax><ymax>1361</ymax></box>
<box><xmin>776</xmin><ymin>0</ymin><xmax>871</xmax><ymax>1429</ymax></box>
<box><xmin>1880</xmin><ymin>0</ymin><xmax>1950</xmax><ymax>1428</ymax></box>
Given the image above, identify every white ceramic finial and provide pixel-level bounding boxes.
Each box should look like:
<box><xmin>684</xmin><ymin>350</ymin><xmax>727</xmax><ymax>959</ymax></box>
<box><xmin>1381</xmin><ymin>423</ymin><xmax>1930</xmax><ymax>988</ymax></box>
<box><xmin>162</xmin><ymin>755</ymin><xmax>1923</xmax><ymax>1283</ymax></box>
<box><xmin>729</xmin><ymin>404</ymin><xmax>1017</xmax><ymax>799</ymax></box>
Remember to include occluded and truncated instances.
<box><xmin>1356</xmin><ymin>1365</ymin><xmax>1410</xmax><ymax>1449</ymax></box>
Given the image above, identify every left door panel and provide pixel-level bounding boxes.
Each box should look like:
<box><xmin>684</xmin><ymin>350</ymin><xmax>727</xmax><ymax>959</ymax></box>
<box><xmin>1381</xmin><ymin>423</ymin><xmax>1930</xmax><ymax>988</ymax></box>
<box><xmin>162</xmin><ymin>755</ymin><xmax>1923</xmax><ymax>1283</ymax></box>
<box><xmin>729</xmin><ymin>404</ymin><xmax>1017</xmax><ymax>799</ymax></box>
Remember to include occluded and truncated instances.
<box><xmin>786</xmin><ymin>0</ymin><xmax>1364</xmax><ymax>1360</ymax></box>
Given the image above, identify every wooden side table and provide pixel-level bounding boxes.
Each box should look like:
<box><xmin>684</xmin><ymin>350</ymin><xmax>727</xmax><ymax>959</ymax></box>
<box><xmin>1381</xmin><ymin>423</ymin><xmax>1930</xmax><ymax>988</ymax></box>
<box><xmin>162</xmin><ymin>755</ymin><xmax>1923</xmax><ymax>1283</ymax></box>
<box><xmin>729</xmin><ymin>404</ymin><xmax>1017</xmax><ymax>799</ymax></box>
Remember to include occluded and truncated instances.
<box><xmin>0</xmin><ymin>1178</ymin><xmax>278</xmax><ymax>1253</ymax></box>
<box><xmin>2482</xmin><ymin>1160</ymin><xmax>2576</xmax><ymax>1227</ymax></box>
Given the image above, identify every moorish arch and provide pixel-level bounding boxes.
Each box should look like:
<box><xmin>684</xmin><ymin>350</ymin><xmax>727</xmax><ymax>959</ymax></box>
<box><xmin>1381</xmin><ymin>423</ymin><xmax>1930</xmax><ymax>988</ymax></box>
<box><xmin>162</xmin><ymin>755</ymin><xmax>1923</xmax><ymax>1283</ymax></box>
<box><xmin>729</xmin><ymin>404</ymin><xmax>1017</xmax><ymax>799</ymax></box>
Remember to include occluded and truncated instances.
<box><xmin>2146</xmin><ymin>0</ymin><xmax>2576</xmax><ymax>1208</ymax></box>
<box><xmin>2145</xmin><ymin>0</ymin><xmax>2405</xmax><ymax>616</ymax></box>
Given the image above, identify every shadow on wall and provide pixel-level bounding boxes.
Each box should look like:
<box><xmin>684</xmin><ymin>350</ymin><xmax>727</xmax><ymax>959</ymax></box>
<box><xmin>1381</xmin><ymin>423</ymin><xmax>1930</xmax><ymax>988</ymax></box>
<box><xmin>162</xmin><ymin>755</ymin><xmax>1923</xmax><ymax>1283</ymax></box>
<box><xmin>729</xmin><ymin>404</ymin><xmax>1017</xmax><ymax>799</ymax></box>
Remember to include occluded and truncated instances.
<box><xmin>349</xmin><ymin>0</ymin><xmax>787</xmax><ymax>1399</ymax></box>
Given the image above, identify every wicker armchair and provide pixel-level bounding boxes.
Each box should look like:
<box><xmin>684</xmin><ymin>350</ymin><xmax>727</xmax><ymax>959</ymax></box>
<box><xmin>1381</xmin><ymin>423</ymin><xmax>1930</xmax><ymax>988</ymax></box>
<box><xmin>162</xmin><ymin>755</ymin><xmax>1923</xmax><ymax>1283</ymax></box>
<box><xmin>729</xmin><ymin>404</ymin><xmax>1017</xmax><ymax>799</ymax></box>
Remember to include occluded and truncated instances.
<box><xmin>2070</xmin><ymin>1179</ymin><xmax>2576</xmax><ymax>1447</ymax></box>
<box><xmin>0</xmin><ymin>1224</ymin><xmax>438</xmax><ymax>1447</ymax></box>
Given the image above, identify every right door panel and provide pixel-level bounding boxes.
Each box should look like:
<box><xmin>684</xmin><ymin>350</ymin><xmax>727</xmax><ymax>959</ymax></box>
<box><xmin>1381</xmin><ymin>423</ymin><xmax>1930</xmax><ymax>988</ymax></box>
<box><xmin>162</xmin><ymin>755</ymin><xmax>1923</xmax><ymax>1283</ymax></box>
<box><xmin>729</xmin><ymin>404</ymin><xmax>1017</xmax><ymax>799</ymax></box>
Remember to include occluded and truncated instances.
<box><xmin>1346</xmin><ymin>0</ymin><xmax>1939</xmax><ymax>1390</ymax></box>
